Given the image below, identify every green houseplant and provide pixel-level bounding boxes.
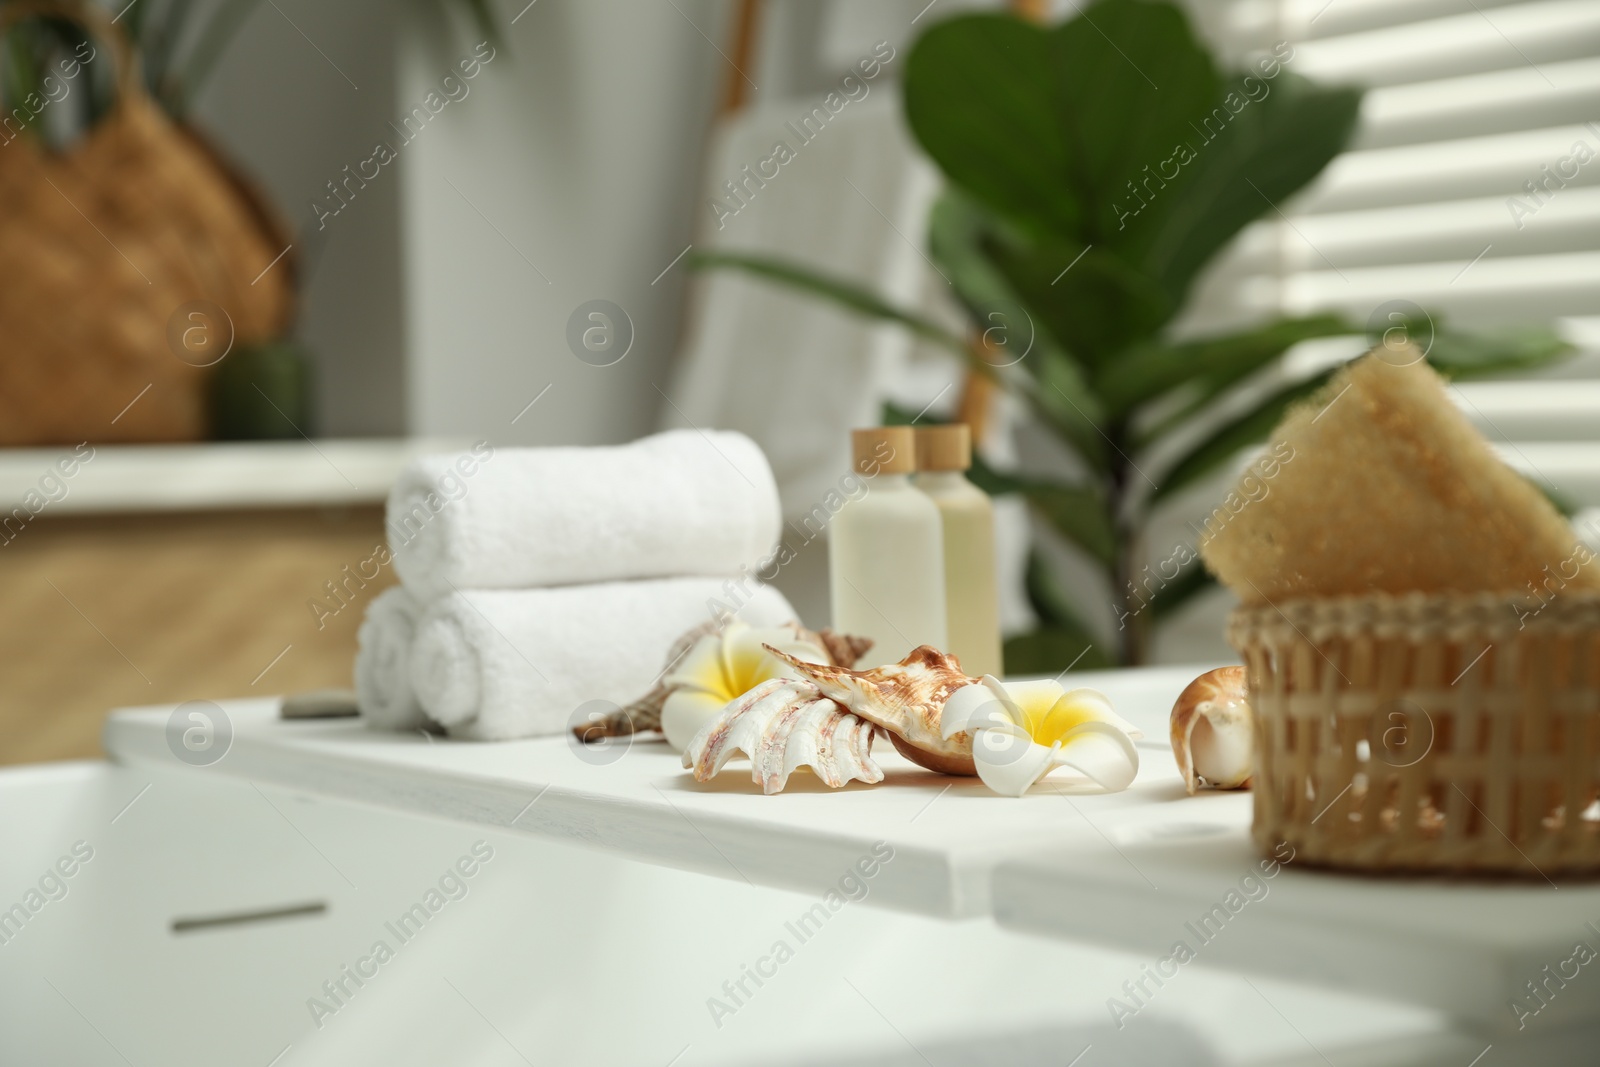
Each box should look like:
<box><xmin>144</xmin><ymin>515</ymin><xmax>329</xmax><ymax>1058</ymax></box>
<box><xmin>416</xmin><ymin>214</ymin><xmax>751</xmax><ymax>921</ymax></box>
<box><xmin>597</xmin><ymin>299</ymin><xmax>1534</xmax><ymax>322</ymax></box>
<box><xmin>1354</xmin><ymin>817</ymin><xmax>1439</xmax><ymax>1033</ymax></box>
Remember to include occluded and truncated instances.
<box><xmin>693</xmin><ymin>0</ymin><xmax>1568</xmax><ymax>669</ymax></box>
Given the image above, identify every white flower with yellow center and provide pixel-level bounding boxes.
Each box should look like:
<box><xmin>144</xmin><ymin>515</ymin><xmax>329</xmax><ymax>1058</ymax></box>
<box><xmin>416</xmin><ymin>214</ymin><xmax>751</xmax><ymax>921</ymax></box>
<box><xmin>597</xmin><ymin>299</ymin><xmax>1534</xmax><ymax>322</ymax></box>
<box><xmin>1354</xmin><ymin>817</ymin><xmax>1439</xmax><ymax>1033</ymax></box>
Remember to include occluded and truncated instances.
<box><xmin>660</xmin><ymin>622</ymin><xmax>829</xmax><ymax>752</ymax></box>
<box><xmin>941</xmin><ymin>676</ymin><xmax>1142</xmax><ymax>796</ymax></box>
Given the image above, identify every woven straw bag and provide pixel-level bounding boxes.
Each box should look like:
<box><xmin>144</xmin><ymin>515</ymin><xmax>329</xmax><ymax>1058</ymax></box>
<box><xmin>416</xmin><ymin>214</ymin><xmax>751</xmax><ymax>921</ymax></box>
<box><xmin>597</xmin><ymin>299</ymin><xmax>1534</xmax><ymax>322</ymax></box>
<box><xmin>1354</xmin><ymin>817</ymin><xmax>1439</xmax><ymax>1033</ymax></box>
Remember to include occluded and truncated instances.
<box><xmin>1230</xmin><ymin>591</ymin><xmax>1600</xmax><ymax>877</ymax></box>
<box><xmin>0</xmin><ymin>0</ymin><xmax>294</xmax><ymax>444</ymax></box>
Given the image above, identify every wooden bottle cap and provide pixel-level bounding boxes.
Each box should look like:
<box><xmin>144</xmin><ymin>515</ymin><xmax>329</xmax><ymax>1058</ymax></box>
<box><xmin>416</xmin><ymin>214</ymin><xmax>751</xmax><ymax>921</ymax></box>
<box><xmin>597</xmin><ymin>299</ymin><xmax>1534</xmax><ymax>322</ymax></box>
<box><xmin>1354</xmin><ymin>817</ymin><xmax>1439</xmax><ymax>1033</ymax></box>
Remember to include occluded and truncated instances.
<box><xmin>851</xmin><ymin>427</ymin><xmax>914</xmax><ymax>475</ymax></box>
<box><xmin>914</xmin><ymin>424</ymin><xmax>971</xmax><ymax>472</ymax></box>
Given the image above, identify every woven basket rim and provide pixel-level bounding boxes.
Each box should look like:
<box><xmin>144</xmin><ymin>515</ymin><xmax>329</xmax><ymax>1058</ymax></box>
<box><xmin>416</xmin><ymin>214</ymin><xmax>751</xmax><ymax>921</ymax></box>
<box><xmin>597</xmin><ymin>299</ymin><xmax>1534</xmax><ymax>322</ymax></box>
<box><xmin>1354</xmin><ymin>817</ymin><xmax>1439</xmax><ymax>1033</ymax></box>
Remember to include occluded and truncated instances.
<box><xmin>1235</xmin><ymin>588</ymin><xmax>1600</xmax><ymax>612</ymax></box>
<box><xmin>1229</xmin><ymin>588</ymin><xmax>1600</xmax><ymax>643</ymax></box>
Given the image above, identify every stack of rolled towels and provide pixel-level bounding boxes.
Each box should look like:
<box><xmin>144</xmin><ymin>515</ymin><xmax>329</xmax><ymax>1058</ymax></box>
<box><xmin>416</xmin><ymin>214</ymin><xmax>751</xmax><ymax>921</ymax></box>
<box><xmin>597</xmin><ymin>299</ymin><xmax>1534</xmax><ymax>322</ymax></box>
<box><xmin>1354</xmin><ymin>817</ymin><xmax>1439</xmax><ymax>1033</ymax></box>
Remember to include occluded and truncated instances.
<box><xmin>355</xmin><ymin>430</ymin><xmax>797</xmax><ymax>740</ymax></box>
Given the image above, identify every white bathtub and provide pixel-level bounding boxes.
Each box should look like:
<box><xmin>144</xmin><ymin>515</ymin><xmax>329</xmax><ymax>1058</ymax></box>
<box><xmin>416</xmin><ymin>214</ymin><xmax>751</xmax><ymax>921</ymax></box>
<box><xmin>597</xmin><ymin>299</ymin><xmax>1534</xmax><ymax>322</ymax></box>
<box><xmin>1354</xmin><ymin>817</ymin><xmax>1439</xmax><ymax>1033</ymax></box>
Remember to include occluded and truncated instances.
<box><xmin>0</xmin><ymin>761</ymin><xmax>1472</xmax><ymax>1066</ymax></box>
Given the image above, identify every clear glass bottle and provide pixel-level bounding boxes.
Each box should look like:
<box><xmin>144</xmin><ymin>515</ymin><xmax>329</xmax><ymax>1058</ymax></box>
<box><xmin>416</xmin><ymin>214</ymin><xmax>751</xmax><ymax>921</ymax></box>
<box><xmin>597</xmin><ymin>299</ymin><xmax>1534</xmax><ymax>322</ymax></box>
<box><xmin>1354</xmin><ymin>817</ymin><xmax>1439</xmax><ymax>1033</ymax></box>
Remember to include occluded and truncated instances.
<box><xmin>914</xmin><ymin>425</ymin><xmax>1003</xmax><ymax>679</ymax></box>
<box><xmin>829</xmin><ymin>427</ymin><xmax>948</xmax><ymax>667</ymax></box>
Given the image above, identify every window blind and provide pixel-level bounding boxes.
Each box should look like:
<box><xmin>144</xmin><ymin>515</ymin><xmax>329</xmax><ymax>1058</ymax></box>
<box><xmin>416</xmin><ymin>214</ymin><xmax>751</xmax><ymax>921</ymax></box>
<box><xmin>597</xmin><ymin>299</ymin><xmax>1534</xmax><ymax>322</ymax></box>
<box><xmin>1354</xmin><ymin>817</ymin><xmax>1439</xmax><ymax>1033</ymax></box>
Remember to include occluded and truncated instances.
<box><xmin>1181</xmin><ymin>0</ymin><xmax>1600</xmax><ymax>362</ymax></box>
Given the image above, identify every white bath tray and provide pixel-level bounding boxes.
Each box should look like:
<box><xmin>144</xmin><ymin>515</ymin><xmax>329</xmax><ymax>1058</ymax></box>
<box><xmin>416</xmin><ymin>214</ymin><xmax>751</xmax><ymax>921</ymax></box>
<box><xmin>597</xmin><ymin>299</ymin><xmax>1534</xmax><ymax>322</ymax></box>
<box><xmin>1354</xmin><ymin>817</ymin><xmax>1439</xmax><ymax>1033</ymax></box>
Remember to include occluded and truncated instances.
<box><xmin>102</xmin><ymin>666</ymin><xmax>1600</xmax><ymax>1035</ymax></box>
<box><xmin>103</xmin><ymin>668</ymin><xmax>1210</xmax><ymax>919</ymax></box>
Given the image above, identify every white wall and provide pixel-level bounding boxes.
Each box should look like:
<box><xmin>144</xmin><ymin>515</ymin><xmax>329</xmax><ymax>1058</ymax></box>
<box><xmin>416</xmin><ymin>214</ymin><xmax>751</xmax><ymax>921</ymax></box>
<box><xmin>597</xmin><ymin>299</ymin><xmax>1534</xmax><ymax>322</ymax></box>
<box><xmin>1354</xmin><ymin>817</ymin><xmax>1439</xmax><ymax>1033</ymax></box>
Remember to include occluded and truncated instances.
<box><xmin>196</xmin><ymin>0</ymin><xmax>729</xmax><ymax>445</ymax></box>
<box><xmin>195</xmin><ymin>0</ymin><xmax>408</xmax><ymax>438</ymax></box>
<box><xmin>398</xmin><ymin>0</ymin><xmax>729</xmax><ymax>446</ymax></box>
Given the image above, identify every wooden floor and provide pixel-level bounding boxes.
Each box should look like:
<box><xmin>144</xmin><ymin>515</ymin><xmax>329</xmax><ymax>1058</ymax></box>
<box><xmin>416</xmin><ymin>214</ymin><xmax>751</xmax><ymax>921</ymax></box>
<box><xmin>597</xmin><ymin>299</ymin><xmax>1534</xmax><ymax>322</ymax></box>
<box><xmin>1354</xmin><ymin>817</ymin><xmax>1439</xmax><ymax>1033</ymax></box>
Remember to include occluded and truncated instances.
<box><xmin>0</xmin><ymin>506</ymin><xmax>395</xmax><ymax>765</ymax></box>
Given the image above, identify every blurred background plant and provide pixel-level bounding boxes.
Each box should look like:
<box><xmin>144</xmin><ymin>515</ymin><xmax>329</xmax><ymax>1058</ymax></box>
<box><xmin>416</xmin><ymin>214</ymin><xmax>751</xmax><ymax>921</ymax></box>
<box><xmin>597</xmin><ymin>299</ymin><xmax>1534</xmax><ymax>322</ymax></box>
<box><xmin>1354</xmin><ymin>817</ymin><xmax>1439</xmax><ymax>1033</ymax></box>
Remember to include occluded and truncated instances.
<box><xmin>0</xmin><ymin>0</ymin><xmax>501</xmax><ymax>442</ymax></box>
<box><xmin>694</xmin><ymin>0</ymin><xmax>1571</xmax><ymax>670</ymax></box>
<box><xmin>0</xmin><ymin>0</ymin><xmax>498</xmax><ymax>125</ymax></box>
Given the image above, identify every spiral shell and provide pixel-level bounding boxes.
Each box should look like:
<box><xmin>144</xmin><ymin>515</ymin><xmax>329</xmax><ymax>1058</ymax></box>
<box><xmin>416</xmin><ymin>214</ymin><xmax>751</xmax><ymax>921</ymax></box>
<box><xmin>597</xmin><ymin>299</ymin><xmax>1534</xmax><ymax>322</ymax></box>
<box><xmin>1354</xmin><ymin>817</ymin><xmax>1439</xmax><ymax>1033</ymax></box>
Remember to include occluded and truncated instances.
<box><xmin>1171</xmin><ymin>666</ymin><xmax>1254</xmax><ymax>794</ymax></box>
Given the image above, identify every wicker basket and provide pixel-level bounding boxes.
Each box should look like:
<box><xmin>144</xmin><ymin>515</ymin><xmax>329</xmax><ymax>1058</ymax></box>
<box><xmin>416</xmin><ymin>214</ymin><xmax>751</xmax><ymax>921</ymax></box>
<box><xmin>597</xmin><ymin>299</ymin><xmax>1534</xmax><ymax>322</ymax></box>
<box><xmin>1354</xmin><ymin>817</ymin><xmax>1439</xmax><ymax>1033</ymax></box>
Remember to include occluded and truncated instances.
<box><xmin>1228</xmin><ymin>591</ymin><xmax>1600</xmax><ymax>877</ymax></box>
<box><xmin>0</xmin><ymin>0</ymin><xmax>295</xmax><ymax>445</ymax></box>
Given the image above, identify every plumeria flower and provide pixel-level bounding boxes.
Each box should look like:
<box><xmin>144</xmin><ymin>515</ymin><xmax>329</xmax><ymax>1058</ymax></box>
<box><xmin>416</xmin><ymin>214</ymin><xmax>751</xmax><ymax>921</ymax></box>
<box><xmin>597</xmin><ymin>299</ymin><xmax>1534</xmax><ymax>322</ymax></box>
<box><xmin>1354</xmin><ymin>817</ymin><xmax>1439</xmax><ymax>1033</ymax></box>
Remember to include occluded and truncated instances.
<box><xmin>660</xmin><ymin>622</ymin><xmax>829</xmax><ymax>752</ymax></box>
<box><xmin>941</xmin><ymin>676</ymin><xmax>1142</xmax><ymax>796</ymax></box>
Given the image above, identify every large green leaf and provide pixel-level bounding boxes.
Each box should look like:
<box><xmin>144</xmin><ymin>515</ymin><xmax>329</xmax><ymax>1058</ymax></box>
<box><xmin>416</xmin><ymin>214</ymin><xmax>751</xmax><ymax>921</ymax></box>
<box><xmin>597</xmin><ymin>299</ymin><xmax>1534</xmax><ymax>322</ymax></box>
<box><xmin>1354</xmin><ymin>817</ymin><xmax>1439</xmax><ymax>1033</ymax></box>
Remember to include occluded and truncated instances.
<box><xmin>1007</xmin><ymin>552</ymin><xmax>1113</xmax><ymax>673</ymax></box>
<box><xmin>1149</xmin><ymin>557</ymin><xmax>1216</xmax><ymax>620</ymax></box>
<box><xmin>906</xmin><ymin>0</ymin><xmax>1221</xmax><ymax>255</ymax></box>
<box><xmin>1023</xmin><ymin>481</ymin><xmax>1116</xmax><ymax>566</ymax></box>
<box><xmin>142</xmin><ymin>0</ymin><xmax>199</xmax><ymax>102</ymax></box>
<box><xmin>693</xmin><ymin>245</ymin><xmax>1117</xmax><ymax>475</ymax></box>
<box><xmin>179</xmin><ymin>0</ymin><xmax>271</xmax><ymax>111</ymax></box>
<box><xmin>3</xmin><ymin>29</ymin><xmax>41</xmax><ymax>136</ymax></box>
<box><xmin>1154</xmin><ymin>370</ymin><xmax>1333</xmax><ymax>501</ymax></box>
<box><xmin>1538</xmin><ymin>482</ymin><xmax>1579</xmax><ymax>518</ymax></box>
<box><xmin>688</xmin><ymin>250</ymin><xmax>969</xmax><ymax>356</ymax></box>
<box><xmin>1139</xmin><ymin>72</ymin><xmax>1362</xmax><ymax>303</ymax></box>
<box><xmin>460</xmin><ymin>0</ymin><xmax>505</xmax><ymax>48</ymax></box>
<box><xmin>1141</xmin><ymin>321</ymin><xmax>1574</xmax><ymax>449</ymax></box>
<box><xmin>1005</xmin><ymin>627</ymin><xmax>1114</xmax><ymax>675</ymax></box>
<box><xmin>927</xmin><ymin>190</ymin><xmax>1026</xmax><ymax>328</ymax></box>
<box><xmin>1150</xmin><ymin>322</ymin><xmax>1576</xmax><ymax>502</ymax></box>
<box><xmin>1051</xmin><ymin>0</ymin><xmax>1219</xmax><ymax>245</ymax></box>
<box><xmin>1025</xmin><ymin>550</ymin><xmax>1099</xmax><ymax>632</ymax></box>
<box><xmin>928</xmin><ymin>191</ymin><xmax>1089</xmax><ymax>382</ymax></box>
<box><xmin>928</xmin><ymin>193</ymin><xmax>1110</xmax><ymax>469</ymax></box>
<box><xmin>1425</xmin><ymin>326</ymin><xmax>1573</xmax><ymax>380</ymax></box>
<box><xmin>989</xmin><ymin>235</ymin><xmax>1172</xmax><ymax>368</ymax></box>
<box><xmin>905</xmin><ymin>15</ymin><xmax>1076</xmax><ymax>241</ymax></box>
<box><xmin>1098</xmin><ymin>314</ymin><xmax>1351</xmax><ymax>420</ymax></box>
<box><xmin>1031</xmin><ymin>353</ymin><xmax>1109</xmax><ymax>472</ymax></box>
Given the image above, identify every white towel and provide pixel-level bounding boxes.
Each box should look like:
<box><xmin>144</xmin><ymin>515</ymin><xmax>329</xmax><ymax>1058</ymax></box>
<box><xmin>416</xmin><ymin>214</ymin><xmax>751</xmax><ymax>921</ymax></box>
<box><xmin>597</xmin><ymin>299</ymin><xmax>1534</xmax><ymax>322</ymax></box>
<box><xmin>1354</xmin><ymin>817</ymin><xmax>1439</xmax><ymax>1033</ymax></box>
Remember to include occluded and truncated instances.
<box><xmin>410</xmin><ymin>577</ymin><xmax>797</xmax><ymax>741</ymax></box>
<box><xmin>354</xmin><ymin>586</ymin><xmax>428</xmax><ymax>731</ymax></box>
<box><xmin>662</xmin><ymin>93</ymin><xmax>939</xmax><ymax>519</ymax></box>
<box><xmin>388</xmin><ymin>431</ymin><xmax>782</xmax><ymax>602</ymax></box>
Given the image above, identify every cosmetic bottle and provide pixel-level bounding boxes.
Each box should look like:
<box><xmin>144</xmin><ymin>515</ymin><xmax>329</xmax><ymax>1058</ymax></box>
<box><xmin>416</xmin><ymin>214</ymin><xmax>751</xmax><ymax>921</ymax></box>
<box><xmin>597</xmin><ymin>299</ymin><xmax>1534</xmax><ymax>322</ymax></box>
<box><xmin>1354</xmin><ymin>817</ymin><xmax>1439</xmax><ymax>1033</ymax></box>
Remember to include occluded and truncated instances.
<box><xmin>913</xmin><ymin>425</ymin><xmax>1003</xmax><ymax>679</ymax></box>
<box><xmin>829</xmin><ymin>427</ymin><xmax>948</xmax><ymax>667</ymax></box>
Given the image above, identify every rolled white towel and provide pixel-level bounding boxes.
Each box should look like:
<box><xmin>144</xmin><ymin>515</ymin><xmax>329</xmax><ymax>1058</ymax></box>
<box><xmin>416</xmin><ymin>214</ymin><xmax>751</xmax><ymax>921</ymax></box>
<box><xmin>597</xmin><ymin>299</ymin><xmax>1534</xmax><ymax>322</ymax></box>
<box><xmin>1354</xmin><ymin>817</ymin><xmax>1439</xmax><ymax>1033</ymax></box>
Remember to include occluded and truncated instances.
<box><xmin>388</xmin><ymin>431</ymin><xmax>781</xmax><ymax>602</ymax></box>
<box><xmin>355</xmin><ymin>586</ymin><xmax>429</xmax><ymax>731</ymax></box>
<box><xmin>410</xmin><ymin>577</ymin><xmax>797</xmax><ymax>741</ymax></box>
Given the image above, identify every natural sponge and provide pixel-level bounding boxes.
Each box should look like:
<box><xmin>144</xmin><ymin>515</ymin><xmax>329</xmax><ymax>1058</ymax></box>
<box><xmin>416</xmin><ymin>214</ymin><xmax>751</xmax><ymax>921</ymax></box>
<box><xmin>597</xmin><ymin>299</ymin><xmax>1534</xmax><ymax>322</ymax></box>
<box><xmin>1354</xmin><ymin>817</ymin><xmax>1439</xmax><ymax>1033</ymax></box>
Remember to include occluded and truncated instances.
<box><xmin>1199</xmin><ymin>346</ymin><xmax>1599</xmax><ymax>604</ymax></box>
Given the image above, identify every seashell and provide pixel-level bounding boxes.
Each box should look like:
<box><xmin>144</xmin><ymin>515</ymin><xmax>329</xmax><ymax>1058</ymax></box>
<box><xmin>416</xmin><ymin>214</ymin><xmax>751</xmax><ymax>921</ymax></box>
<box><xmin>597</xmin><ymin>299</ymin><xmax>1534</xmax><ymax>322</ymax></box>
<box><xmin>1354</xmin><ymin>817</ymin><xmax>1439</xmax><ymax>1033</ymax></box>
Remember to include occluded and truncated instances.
<box><xmin>657</xmin><ymin>623</ymin><xmax>835</xmax><ymax>752</ymax></box>
<box><xmin>573</xmin><ymin>622</ymin><xmax>872</xmax><ymax>743</ymax></box>
<box><xmin>683</xmin><ymin>678</ymin><xmax>884</xmax><ymax>794</ymax></box>
<box><xmin>683</xmin><ymin>646</ymin><xmax>980</xmax><ymax>793</ymax></box>
<box><xmin>759</xmin><ymin>645</ymin><xmax>978</xmax><ymax>776</ymax></box>
<box><xmin>683</xmin><ymin>643</ymin><xmax>1147</xmax><ymax>796</ymax></box>
<box><xmin>811</xmin><ymin>630</ymin><xmax>876</xmax><ymax>674</ymax></box>
<box><xmin>1170</xmin><ymin>666</ymin><xmax>1254</xmax><ymax>794</ymax></box>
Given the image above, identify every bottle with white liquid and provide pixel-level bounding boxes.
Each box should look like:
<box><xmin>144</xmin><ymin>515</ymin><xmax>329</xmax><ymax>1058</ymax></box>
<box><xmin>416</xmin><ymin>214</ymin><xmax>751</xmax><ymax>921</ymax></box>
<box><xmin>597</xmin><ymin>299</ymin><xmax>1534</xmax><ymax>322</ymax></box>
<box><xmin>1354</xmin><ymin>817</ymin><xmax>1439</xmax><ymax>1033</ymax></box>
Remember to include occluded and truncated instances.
<box><xmin>914</xmin><ymin>425</ymin><xmax>1003</xmax><ymax>679</ymax></box>
<box><xmin>829</xmin><ymin>427</ymin><xmax>948</xmax><ymax>667</ymax></box>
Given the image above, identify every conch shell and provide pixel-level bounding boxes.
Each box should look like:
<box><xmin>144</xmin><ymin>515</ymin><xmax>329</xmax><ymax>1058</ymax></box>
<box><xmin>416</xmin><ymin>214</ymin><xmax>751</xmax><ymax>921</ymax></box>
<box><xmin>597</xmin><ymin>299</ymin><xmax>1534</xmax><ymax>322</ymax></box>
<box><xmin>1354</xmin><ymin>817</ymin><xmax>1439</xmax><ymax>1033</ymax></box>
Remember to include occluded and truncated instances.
<box><xmin>682</xmin><ymin>678</ymin><xmax>884</xmax><ymax>794</ymax></box>
<box><xmin>765</xmin><ymin>646</ymin><xmax>978</xmax><ymax>775</ymax></box>
<box><xmin>573</xmin><ymin>621</ymin><xmax>872</xmax><ymax>742</ymax></box>
<box><xmin>1170</xmin><ymin>666</ymin><xmax>1254</xmax><ymax>794</ymax></box>
<box><xmin>683</xmin><ymin>646</ymin><xmax>979</xmax><ymax>793</ymax></box>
